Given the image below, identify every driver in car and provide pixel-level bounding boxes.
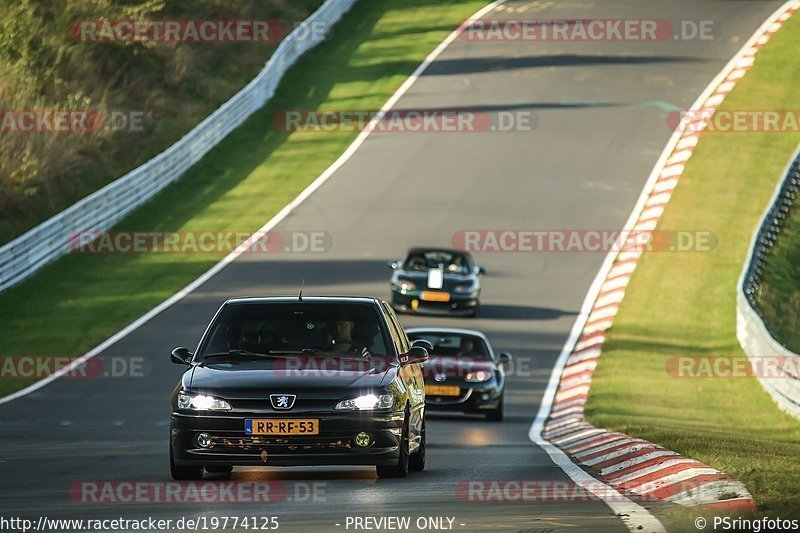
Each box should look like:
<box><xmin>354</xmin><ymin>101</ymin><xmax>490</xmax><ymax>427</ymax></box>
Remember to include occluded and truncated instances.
<box><xmin>330</xmin><ymin>320</ymin><xmax>373</xmax><ymax>357</ymax></box>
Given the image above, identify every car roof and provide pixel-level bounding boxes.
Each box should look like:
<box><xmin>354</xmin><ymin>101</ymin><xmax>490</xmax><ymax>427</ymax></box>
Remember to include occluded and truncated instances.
<box><xmin>224</xmin><ymin>296</ymin><xmax>381</xmax><ymax>306</ymax></box>
<box><xmin>406</xmin><ymin>247</ymin><xmax>472</xmax><ymax>257</ymax></box>
<box><xmin>405</xmin><ymin>327</ymin><xmax>495</xmax><ymax>355</ymax></box>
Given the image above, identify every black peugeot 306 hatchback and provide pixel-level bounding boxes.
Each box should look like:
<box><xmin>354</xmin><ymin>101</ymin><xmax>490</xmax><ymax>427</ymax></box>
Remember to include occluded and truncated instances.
<box><xmin>169</xmin><ymin>296</ymin><xmax>429</xmax><ymax>480</ymax></box>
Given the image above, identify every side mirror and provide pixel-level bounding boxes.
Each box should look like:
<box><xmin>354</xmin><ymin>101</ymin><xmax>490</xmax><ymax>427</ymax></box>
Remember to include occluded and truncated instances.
<box><xmin>387</xmin><ymin>260</ymin><xmax>399</xmax><ymax>270</ymax></box>
<box><xmin>401</xmin><ymin>345</ymin><xmax>428</xmax><ymax>365</ymax></box>
<box><xmin>411</xmin><ymin>338</ymin><xmax>433</xmax><ymax>352</ymax></box>
<box><xmin>476</xmin><ymin>266</ymin><xmax>486</xmax><ymax>275</ymax></box>
<box><xmin>499</xmin><ymin>352</ymin><xmax>512</xmax><ymax>367</ymax></box>
<box><xmin>171</xmin><ymin>347</ymin><xmax>193</xmax><ymax>365</ymax></box>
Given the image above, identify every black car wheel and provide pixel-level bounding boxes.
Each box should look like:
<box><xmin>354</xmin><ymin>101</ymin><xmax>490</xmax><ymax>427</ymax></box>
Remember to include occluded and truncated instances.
<box><xmin>408</xmin><ymin>419</ymin><xmax>426</xmax><ymax>472</ymax></box>
<box><xmin>376</xmin><ymin>411</ymin><xmax>410</xmax><ymax>479</ymax></box>
<box><xmin>486</xmin><ymin>394</ymin><xmax>504</xmax><ymax>422</ymax></box>
<box><xmin>170</xmin><ymin>445</ymin><xmax>203</xmax><ymax>480</ymax></box>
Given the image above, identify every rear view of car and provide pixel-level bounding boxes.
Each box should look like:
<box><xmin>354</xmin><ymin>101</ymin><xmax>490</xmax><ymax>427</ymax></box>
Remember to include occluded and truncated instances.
<box><xmin>389</xmin><ymin>248</ymin><xmax>484</xmax><ymax>316</ymax></box>
<box><xmin>406</xmin><ymin>327</ymin><xmax>511</xmax><ymax>421</ymax></box>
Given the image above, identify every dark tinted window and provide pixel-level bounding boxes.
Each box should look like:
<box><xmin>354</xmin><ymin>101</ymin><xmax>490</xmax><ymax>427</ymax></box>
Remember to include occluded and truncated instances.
<box><xmin>381</xmin><ymin>301</ymin><xmax>409</xmax><ymax>353</ymax></box>
<box><xmin>406</xmin><ymin>332</ymin><xmax>491</xmax><ymax>361</ymax></box>
<box><xmin>199</xmin><ymin>303</ymin><xmax>389</xmax><ymax>358</ymax></box>
<box><xmin>403</xmin><ymin>250</ymin><xmax>472</xmax><ymax>275</ymax></box>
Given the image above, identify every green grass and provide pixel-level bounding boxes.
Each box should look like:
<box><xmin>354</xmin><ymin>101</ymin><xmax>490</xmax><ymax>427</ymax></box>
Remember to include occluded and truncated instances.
<box><xmin>0</xmin><ymin>0</ymin><xmax>488</xmax><ymax>396</ymax></box>
<box><xmin>584</xmin><ymin>14</ymin><xmax>800</xmax><ymax>516</ymax></box>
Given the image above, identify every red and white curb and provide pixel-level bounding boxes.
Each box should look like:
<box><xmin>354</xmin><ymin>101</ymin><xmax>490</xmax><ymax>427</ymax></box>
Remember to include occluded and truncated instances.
<box><xmin>536</xmin><ymin>0</ymin><xmax>798</xmax><ymax>518</ymax></box>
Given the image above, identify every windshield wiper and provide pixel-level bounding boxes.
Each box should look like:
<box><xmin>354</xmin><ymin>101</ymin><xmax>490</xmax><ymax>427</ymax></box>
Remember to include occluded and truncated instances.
<box><xmin>269</xmin><ymin>349</ymin><xmax>372</xmax><ymax>359</ymax></box>
<box><xmin>202</xmin><ymin>349</ymin><xmax>275</xmax><ymax>360</ymax></box>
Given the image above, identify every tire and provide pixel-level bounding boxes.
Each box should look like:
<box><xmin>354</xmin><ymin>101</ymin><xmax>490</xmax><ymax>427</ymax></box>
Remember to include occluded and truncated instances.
<box><xmin>170</xmin><ymin>446</ymin><xmax>203</xmax><ymax>480</ymax></box>
<box><xmin>486</xmin><ymin>395</ymin><xmax>504</xmax><ymax>422</ymax></box>
<box><xmin>408</xmin><ymin>418</ymin><xmax>426</xmax><ymax>472</ymax></box>
<box><xmin>376</xmin><ymin>412</ymin><xmax>410</xmax><ymax>479</ymax></box>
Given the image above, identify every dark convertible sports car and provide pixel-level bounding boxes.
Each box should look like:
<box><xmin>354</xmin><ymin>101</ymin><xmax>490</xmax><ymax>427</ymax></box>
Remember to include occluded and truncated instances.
<box><xmin>169</xmin><ymin>296</ymin><xmax>429</xmax><ymax>479</ymax></box>
<box><xmin>406</xmin><ymin>327</ymin><xmax>511</xmax><ymax>421</ymax></box>
<box><xmin>389</xmin><ymin>247</ymin><xmax>484</xmax><ymax>316</ymax></box>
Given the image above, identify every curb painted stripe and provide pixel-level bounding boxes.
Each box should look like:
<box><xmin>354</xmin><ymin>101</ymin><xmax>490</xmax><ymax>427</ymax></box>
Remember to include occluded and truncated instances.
<box><xmin>531</xmin><ymin>0</ymin><xmax>799</xmax><ymax>520</ymax></box>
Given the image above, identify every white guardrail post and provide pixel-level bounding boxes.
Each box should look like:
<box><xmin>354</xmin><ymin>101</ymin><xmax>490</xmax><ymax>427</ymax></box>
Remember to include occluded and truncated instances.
<box><xmin>737</xmin><ymin>145</ymin><xmax>800</xmax><ymax>419</ymax></box>
<box><xmin>0</xmin><ymin>0</ymin><xmax>357</xmax><ymax>293</ymax></box>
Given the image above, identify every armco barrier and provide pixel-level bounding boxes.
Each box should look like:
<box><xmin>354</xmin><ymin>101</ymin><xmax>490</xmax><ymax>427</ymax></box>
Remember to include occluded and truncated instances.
<box><xmin>0</xmin><ymin>0</ymin><xmax>357</xmax><ymax>293</ymax></box>
<box><xmin>737</xmin><ymin>146</ymin><xmax>800</xmax><ymax>420</ymax></box>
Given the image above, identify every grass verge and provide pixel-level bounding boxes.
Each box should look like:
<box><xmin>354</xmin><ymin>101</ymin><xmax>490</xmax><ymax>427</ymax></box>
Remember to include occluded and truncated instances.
<box><xmin>0</xmin><ymin>0</ymin><xmax>324</xmax><ymax>242</ymax></box>
<box><xmin>0</xmin><ymin>0</ymin><xmax>488</xmax><ymax>396</ymax></box>
<box><xmin>584</xmin><ymin>14</ymin><xmax>800</xmax><ymax>516</ymax></box>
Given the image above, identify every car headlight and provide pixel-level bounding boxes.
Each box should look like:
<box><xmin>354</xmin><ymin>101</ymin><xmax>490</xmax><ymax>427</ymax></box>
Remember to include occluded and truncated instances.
<box><xmin>177</xmin><ymin>392</ymin><xmax>232</xmax><ymax>411</ymax></box>
<box><xmin>392</xmin><ymin>279</ymin><xmax>416</xmax><ymax>292</ymax></box>
<box><xmin>465</xmin><ymin>370</ymin><xmax>491</xmax><ymax>383</ymax></box>
<box><xmin>453</xmin><ymin>283</ymin><xmax>476</xmax><ymax>293</ymax></box>
<box><xmin>335</xmin><ymin>393</ymin><xmax>394</xmax><ymax>410</ymax></box>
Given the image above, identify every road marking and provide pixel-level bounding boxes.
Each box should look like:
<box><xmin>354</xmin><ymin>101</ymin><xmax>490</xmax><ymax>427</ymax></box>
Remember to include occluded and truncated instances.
<box><xmin>0</xmin><ymin>0</ymin><xmax>507</xmax><ymax>407</ymax></box>
<box><xmin>530</xmin><ymin>1</ymin><xmax>798</xmax><ymax>527</ymax></box>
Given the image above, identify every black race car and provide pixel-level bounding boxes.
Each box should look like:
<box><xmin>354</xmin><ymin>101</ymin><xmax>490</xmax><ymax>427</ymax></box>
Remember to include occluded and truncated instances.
<box><xmin>389</xmin><ymin>248</ymin><xmax>484</xmax><ymax>316</ymax></box>
<box><xmin>406</xmin><ymin>327</ymin><xmax>510</xmax><ymax>421</ymax></box>
<box><xmin>169</xmin><ymin>296</ymin><xmax>429</xmax><ymax>479</ymax></box>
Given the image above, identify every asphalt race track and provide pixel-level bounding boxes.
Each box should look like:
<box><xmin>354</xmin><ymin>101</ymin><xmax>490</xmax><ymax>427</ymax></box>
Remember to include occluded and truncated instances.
<box><xmin>0</xmin><ymin>1</ymin><xmax>784</xmax><ymax>532</ymax></box>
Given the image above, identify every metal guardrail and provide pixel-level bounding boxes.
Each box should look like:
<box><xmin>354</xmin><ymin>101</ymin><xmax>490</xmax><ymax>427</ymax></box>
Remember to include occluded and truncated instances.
<box><xmin>737</xmin><ymin>145</ymin><xmax>800</xmax><ymax>419</ymax></box>
<box><xmin>0</xmin><ymin>0</ymin><xmax>357</xmax><ymax>293</ymax></box>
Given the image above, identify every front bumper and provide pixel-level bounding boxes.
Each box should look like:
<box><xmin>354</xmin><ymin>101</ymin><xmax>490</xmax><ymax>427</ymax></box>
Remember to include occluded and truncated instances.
<box><xmin>391</xmin><ymin>291</ymin><xmax>478</xmax><ymax>316</ymax></box>
<box><xmin>170</xmin><ymin>410</ymin><xmax>405</xmax><ymax>467</ymax></box>
<box><xmin>425</xmin><ymin>382</ymin><xmax>502</xmax><ymax>413</ymax></box>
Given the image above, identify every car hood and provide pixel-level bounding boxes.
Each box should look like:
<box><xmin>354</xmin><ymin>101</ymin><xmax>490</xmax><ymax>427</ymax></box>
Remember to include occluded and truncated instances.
<box><xmin>396</xmin><ymin>270</ymin><xmax>475</xmax><ymax>290</ymax></box>
<box><xmin>187</xmin><ymin>357</ymin><xmax>396</xmax><ymax>400</ymax></box>
<box><xmin>423</xmin><ymin>356</ymin><xmax>495</xmax><ymax>379</ymax></box>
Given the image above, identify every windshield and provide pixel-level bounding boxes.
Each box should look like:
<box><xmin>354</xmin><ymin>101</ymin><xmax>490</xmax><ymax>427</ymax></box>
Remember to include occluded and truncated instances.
<box><xmin>407</xmin><ymin>332</ymin><xmax>492</xmax><ymax>361</ymax></box>
<box><xmin>197</xmin><ymin>302</ymin><xmax>391</xmax><ymax>360</ymax></box>
<box><xmin>402</xmin><ymin>250</ymin><xmax>471</xmax><ymax>275</ymax></box>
